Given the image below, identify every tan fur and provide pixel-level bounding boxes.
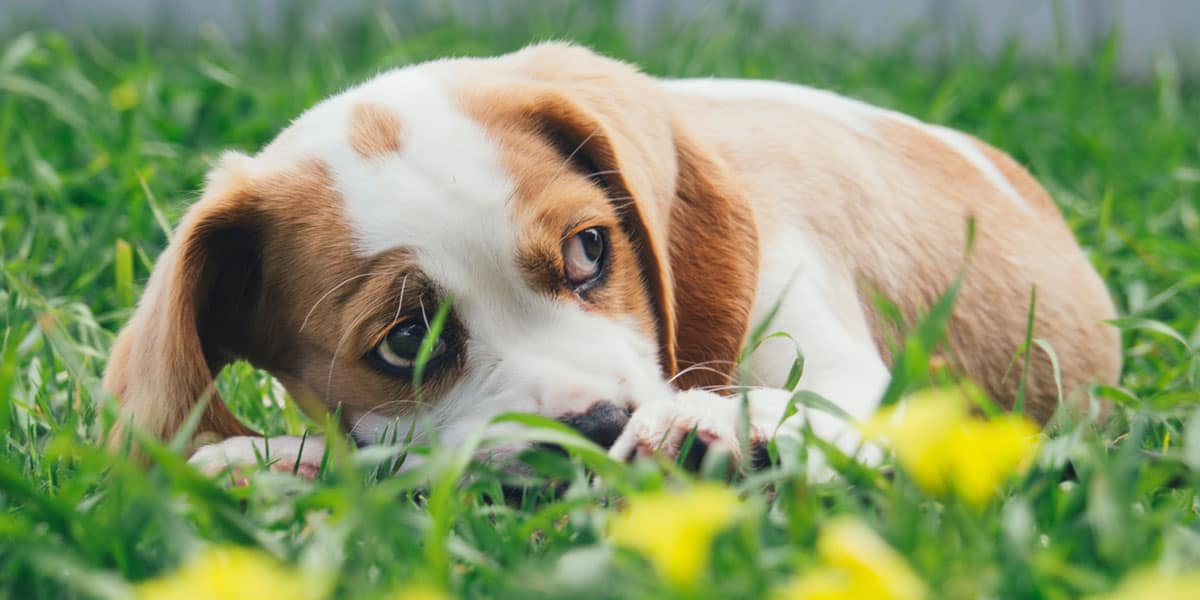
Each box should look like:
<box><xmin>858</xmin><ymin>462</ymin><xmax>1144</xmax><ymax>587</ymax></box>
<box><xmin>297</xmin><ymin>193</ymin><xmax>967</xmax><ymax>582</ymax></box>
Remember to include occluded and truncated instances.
<box><xmin>449</xmin><ymin>46</ymin><xmax>760</xmax><ymax>390</ymax></box>
<box><xmin>347</xmin><ymin>103</ymin><xmax>404</xmax><ymax>159</ymax></box>
<box><xmin>104</xmin><ymin>156</ymin><xmax>459</xmax><ymax>448</ymax></box>
<box><xmin>663</xmin><ymin>87</ymin><xmax>1120</xmax><ymax>421</ymax></box>
<box><xmin>466</xmin><ymin>117</ymin><xmax>662</xmax><ymax>347</ymax></box>
<box><xmin>108</xmin><ymin>43</ymin><xmax>1121</xmax><ymax>451</ymax></box>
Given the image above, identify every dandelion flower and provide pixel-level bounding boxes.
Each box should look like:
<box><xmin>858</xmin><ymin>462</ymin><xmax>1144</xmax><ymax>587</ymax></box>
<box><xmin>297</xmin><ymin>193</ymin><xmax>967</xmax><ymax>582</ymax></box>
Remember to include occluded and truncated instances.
<box><xmin>861</xmin><ymin>387</ymin><xmax>1041</xmax><ymax>508</ymax></box>
<box><xmin>137</xmin><ymin>545</ymin><xmax>327</xmax><ymax>600</ymax></box>
<box><xmin>775</xmin><ymin>518</ymin><xmax>926</xmax><ymax>600</ymax></box>
<box><xmin>608</xmin><ymin>482</ymin><xmax>741</xmax><ymax>586</ymax></box>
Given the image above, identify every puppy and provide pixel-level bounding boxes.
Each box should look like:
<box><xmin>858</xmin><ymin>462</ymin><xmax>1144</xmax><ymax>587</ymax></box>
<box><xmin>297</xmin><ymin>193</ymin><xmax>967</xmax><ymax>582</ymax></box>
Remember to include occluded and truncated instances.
<box><xmin>104</xmin><ymin>43</ymin><xmax>1120</xmax><ymax>476</ymax></box>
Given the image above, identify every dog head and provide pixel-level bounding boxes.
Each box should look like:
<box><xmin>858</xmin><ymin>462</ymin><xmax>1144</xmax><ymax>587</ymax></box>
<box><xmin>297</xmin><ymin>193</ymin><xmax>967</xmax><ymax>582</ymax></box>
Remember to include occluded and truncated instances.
<box><xmin>104</xmin><ymin>43</ymin><xmax>759</xmax><ymax>456</ymax></box>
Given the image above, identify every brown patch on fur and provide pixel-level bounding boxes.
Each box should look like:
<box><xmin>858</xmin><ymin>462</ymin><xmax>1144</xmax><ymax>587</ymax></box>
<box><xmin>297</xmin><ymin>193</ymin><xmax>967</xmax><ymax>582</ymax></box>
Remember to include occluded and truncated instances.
<box><xmin>972</xmin><ymin>140</ymin><xmax>1061</xmax><ymax>216</ymax></box>
<box><xmin>104</xmin><ymin>154</ymin><xmax>459</xmax><ymax>451</ymax></box>
<box><xmin>666</xmin><ymin>129</ymin><xmax>759</xmax><ymax>389</ymax></box>
<box><xmin>460</xmin><ymin>97</ymin><xmax>662</xmax><ymax>355</ymax></box>
<box><xmin>872</xmin><ymin>119</ymin><xmax>1120</xmax><ymax>420</ymax></box>
<box><xmin>452</xmin><ymin>45</ymin><xmax>760</xmax><ymax>390</ymax></box>
<box><xmin>664</xmin><ymin>91</ymin><xmax>1119</xmax><ymax>421</ymax></box>
<box><xmin>347</xmin><ymin>102</ymin><xmax>403</xmax><ymax>159</ymax></box>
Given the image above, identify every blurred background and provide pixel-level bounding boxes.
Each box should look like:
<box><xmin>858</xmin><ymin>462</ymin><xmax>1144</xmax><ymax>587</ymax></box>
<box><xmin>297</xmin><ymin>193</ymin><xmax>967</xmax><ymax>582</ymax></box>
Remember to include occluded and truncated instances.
<box><xmin>0</xmin><ymin>4</ymin><xmax>1197</xmax><ymax>598</ymax></box>
<box><xmin>4</xmin><ymin>0</ymin><xmax>1198</xmax><ymax>77</ymax></box>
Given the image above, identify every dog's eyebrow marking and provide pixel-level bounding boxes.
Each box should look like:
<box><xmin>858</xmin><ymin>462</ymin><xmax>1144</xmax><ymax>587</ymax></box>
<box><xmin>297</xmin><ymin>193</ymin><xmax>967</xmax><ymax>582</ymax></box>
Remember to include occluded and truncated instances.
<box><xmin>347</xmin><ymin>102</ymin><xmax>404</xmax><ymax>159</ymax></box>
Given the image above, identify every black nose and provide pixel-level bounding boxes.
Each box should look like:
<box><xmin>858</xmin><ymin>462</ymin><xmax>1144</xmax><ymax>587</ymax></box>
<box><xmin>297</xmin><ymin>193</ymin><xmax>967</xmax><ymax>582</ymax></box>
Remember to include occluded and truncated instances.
<box><xmin>559</xmin><ymin>402</ymin><xmax>631</xmax><ymax>448</ymax></box>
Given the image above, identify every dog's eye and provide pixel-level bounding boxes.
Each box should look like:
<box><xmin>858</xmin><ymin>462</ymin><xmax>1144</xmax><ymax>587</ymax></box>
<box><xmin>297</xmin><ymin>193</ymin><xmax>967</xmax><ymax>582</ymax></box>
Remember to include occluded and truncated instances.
<box><xmin>374</xmin><ymin>320</ymin><xmax>447</xmax><ymax>373</ymax></box>
<box><xmin>563</xmin><ymin>227</ymin><xmax>608</xmax><ymax>287</ymax></box>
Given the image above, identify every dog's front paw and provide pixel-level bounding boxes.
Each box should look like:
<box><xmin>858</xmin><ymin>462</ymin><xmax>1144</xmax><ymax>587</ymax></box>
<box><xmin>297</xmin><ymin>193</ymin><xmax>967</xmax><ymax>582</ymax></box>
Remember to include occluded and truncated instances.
<box><xmin>188</xmin><ymin>435</ymin><xmax>326</xmax><ymax>480</ymax></box>
<box><xmin>607</xmin><ymin>390</ymin><xmax>769</xmax><ymax>468</ymax></box>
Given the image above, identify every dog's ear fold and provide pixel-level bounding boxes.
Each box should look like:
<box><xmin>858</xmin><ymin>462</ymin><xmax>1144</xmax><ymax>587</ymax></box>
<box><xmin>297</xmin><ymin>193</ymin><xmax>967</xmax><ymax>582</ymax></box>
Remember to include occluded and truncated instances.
<box><xmin>104</xmin><ymin>152</ymin><xmax>267</xmax><ymax>449</ymax></box>
<box><xmin>505</xmin><ymin>43</ymin><xmax>760</xmax><ymax>388</ymax></box>
<box><xmin>664</xmin><ymin>131</ymin><xmax>760</xmax><ymax>389</ymax></box>
<box><xmin>517</xmin><ymin>93</ymin><xmax>680</xmax><ymax>378</ymax></box>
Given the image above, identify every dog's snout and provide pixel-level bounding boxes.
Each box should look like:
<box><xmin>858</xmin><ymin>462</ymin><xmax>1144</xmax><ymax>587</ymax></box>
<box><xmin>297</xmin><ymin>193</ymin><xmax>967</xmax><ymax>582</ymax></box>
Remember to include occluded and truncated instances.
<box><xmin>559</xmin><ymin>402</ymin><xmax>632</xmax><ymax>448</ymax></box>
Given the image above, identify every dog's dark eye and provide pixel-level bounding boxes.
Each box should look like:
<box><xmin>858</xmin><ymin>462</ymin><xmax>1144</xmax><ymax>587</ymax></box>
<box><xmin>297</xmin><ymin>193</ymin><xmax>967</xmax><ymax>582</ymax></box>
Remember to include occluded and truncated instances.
<box><xmin>374</xmin><ymin>320</ymin><xmax>447</xmax><ymax>373</ymax></box>
<box><xmin>563</xmin><ymin>227</ymin><xmax>608</xmax><ymax>287</ymax></box>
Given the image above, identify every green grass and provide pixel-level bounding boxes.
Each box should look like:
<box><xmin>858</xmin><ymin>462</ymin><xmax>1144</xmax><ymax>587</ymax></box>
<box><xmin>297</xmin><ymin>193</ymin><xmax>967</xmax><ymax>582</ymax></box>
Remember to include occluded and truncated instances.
<box><xmin>2</xmin><ymin>3</ymin><xmax>1199</xmax><ymax>598</ymax></box>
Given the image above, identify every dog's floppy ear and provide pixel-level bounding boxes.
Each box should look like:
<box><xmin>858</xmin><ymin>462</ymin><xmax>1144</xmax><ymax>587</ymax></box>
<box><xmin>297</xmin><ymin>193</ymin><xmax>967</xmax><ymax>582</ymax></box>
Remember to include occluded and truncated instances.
<box><xmin>501</xmin><ymin>43</ymin><xmax>760</xmax><ymax>388</ymax></box>
<box><xmin>104</xmin><ymin>152</ymin><xmax>269</xmax><ymax>448</ymax></box>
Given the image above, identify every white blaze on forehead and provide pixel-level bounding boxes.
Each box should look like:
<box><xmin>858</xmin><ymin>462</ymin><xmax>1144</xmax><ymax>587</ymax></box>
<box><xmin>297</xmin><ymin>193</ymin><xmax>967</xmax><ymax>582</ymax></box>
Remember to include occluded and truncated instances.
<box><xmin>261</xmin><ymin>66</ymin><xmax>531</xmax><ymax>301</ymax></box>
<box><xmin>292</xmin><ymin>67</ymin><xmax>515</xmax><ymax>257</ymax></box>
<box><xmin>265</xmin><ymin>63</ymin><xmax>617</xmax><ymax>352</ymax></box>
<box><xmin>243</xmin><ymin>63</ymin><xmax>687</xmax><ymax>460</ymax></box>
<box><xmin>663</xmin><ymin>77</ymin><xmax>1031</xmax><ymax>213</ymax></box>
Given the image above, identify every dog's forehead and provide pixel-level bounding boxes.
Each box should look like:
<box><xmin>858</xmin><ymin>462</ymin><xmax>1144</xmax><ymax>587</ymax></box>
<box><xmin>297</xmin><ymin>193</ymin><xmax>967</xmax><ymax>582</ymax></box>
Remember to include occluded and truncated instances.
<box><xmin>258</xmin><ymin>66</ymin><xmax>521</xmax><ymax>291</ymax></box>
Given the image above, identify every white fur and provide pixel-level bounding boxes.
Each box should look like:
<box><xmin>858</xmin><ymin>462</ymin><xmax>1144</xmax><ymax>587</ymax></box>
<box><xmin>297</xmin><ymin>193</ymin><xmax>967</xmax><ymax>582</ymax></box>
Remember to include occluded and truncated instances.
<box><xmin>663</xmin><ymin>77</ymin><xmax>880</xmax><ymax>136</ymax></box>
<box><xmin>663</xmin><ymin>77</ymin><xmax>1031</xmax><ymax>213</ymax></box>
<box><xmin>192</xmin><ymin>65</ymin><xmax>921</xmax><ymax>479</ymax></box>
<box><xmin>745</xmin><ymin>227</ymin><xmax>890</xmax><ymax>425</ymax></box>
<box><xmin>925</xmin><ymin>124</ymin><xmax>1028</xmax><ymax>212</ymax></box>
<box><xmin>188</xmin><ymin>435</ymin><xmax>326</xmax><ymax>474</ymax></box>
<box><xmin>250</xmin><ymin>66</ymin><xmax>675</xmax><ymax>463</ymax></box>
<box><xmin>612</xmin><ymin>226</ymin><xmax>889</xmax><ymax>477</ymax></box>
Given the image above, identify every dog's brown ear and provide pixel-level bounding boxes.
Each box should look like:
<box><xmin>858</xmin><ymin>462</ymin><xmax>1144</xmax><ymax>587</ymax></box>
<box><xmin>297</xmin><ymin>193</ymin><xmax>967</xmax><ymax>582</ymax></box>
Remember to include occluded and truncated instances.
<box><xmin>495</xmin><ymin>42</ymin><xmax>760</xmax><ymax>388</ymax></box>
<box><xmin>510</xmin><ymin>90</ymin><xmax>680</xmax><ymax>378</ymax></box>
<box><xmin>104</xmin><ymin>152</ymin><xmax>268</xmax><ymax>448</ymax></box>
<box><xmin>664</xmin><ymin>131</ymin><xmax>759</xmax><ymax>389</ymax></box>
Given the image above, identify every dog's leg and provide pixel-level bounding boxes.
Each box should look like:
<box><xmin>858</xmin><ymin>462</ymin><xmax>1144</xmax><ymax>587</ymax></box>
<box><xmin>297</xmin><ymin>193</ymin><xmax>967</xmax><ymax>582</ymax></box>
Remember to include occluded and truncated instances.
<box><xmin>610</xmin><ymin>233</ymin><xmax>892</xmax><ymax>478</ymax></box>
<box><xmin>188</xmin><ymin>435</ymin><xmax>327</xmax><ymax>480</ymax></box>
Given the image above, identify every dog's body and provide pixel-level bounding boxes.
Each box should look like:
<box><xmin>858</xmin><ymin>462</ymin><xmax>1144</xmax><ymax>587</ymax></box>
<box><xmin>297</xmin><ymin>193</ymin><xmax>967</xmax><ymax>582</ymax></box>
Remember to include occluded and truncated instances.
<box><xmin>105</xmin><ymin>44</ymin><xmax>1120</xmax><ymax>474</ymax></box>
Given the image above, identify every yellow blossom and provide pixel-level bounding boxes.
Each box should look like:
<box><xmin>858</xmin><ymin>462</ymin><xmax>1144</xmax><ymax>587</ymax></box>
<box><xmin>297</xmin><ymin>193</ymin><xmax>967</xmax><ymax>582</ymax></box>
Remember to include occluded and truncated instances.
<box><xmin>608</xmin><ymin>482</ymin><xmax>741</xmax><ymax>586</ymax></box>
<box><xmin>109</xmin><ymin>82</ymin><xmax>139</xmax><ymax>111</ymax></box>
<box><xmin>774</xmin><ymin>567</ymin><xmax>857</xmax><ymax>600</ymax></box>
<box><xmin>1089</xmin><ymin>569</ymin><xmax>1200</xmax><ymax>600</ymax></box>
<box><xmin>137</xmin><ymin>545</ymin><xmax>328</xmax><ymax>600</ymax></box>
<box><xmin>817</xmin><ymin>518</ymin><xmax>927</xmax><ymax>599</ymax></box>
<box><xmin>775</xmin><ymin>517</ymin><xmax>926</xmax><ymax>600</ymax></box>
<box><xmin>861</xmin><ymin>387</ymin><xmax>1041</xmax><ymax>508</ymax></box>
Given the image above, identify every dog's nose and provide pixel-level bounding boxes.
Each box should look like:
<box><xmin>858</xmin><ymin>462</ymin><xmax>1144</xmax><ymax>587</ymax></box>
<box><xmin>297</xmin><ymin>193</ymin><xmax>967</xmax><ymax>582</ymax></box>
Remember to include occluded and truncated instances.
<box><xmin>559</xmin><ymin>402</ymin><xmax>631</xmax><ymax>448</ymax></box>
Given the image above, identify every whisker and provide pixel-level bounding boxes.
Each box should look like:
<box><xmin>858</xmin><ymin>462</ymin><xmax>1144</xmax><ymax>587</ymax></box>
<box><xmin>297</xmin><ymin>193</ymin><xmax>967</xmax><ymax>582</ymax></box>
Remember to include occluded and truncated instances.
<box><xmin>391</xmin><ymin>274</ymin><xmax>410</xmax><ymax>323</ymax></box>
<box><xmin>545</xmin><ymin>130</ymin><xmax>599</xmax><ymax>191</ymax></box>
<box><xmin>581</xmin><ymin>169</ymin><xmax>622</xmax><ymax>182</ymax></box>
<box><xmin>349</xmin><ymin>399</ymin><xmax>426</xmax><ymax>441</ymax></box>
<box><xmin>668</xmin><ymin>359</ymin><xmax>739</xmax><ymax>385</ymax></box>
<box><xmin>299</xmin><ymin>270</ymin><xmax>402</xmax><ymax>333</ymax></box>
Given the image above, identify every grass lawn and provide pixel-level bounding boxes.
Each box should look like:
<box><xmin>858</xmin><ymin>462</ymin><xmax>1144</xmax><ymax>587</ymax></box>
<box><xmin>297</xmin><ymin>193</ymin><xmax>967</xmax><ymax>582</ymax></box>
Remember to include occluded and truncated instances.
<box><xmin>2</xmin><ymin>4</ymin><xmax>1199</xmax><ymax>599</ymax></box>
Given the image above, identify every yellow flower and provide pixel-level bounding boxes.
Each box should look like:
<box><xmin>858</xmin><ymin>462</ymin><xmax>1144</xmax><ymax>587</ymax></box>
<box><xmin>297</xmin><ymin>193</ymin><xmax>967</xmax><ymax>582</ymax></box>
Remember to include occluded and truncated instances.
<box><xmin>608</xmin><ymin>482</ymin><xmax>741</xmax><ymax>586</ymax></box>
<box><xmin>137</xmin><ymin>545</ymin><xmax>328</xmax><ymax>600</ymax></box>
<box><xmin>1089</xmin><ymin>569</ymin><xmax>1200</xmax><ymax>600</ymax></box>
<box><xmin>109</xmin><ymin>82</ymin><xmax>139</xmax><ymax>111</ymax></box>
<box><xmin>774</xmin><ymin>567</ymin><xmax>856</xmax><ymax>600</ymax></box>
<box><xmin>817</xmin><ymin>518</ymin><xmax>927</xmax><ymax>599</ymax></box>
<box><xmin>861</xmin><ymin>387</ymin><xmax>1041</xmax><ymax>508</ymax></box>
<box><xmin>775</xmin><ymin>518</ymin><xmax>926</xmax><ymax>600</ymax></box>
